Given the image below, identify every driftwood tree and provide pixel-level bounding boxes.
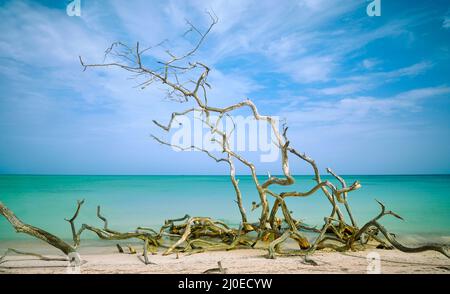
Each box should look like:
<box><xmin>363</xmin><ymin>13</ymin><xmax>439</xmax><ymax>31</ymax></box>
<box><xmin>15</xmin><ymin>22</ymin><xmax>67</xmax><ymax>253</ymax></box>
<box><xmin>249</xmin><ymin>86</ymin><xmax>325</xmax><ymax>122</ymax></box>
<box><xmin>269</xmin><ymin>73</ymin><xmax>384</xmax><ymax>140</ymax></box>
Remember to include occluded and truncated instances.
<box><xmin>1</xmin><ymin>14</ymin><xmax>448</xmax><ymax>265</ymax></box>
<box><xmin>76</xmin><ymin>14</ymin><xmax>448</xmax><ymax>259</ymax></box>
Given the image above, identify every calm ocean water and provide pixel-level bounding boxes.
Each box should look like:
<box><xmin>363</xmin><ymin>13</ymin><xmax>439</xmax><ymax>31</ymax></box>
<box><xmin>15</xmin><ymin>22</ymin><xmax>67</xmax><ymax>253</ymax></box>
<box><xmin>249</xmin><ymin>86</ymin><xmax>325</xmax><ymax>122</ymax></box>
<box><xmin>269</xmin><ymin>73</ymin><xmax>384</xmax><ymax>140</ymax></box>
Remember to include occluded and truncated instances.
<box><xmin>0</xmin><ymin>175</ymin><xmax>449</xmax><ymax>240</ymax></box>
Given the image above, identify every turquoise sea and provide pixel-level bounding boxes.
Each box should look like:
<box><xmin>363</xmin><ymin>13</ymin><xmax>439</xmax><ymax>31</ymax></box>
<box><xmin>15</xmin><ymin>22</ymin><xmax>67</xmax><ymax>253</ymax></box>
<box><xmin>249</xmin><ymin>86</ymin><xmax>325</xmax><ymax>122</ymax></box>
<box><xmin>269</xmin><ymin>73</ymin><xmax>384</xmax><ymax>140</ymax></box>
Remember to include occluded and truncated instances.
<box><xmin>0</xmin><ymin>175</ymin><xmax>449</xmax><ymax>240</ymax></box>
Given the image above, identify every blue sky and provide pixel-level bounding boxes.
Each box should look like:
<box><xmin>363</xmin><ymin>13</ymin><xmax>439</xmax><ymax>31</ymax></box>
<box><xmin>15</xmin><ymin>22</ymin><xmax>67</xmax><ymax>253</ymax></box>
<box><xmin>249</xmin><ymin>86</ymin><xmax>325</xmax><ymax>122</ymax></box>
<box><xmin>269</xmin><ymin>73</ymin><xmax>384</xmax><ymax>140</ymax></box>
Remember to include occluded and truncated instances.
<box><xmin>0</xmin><ymin>0</ymin><xmax>449</xmax><ymax>175</ymax></box>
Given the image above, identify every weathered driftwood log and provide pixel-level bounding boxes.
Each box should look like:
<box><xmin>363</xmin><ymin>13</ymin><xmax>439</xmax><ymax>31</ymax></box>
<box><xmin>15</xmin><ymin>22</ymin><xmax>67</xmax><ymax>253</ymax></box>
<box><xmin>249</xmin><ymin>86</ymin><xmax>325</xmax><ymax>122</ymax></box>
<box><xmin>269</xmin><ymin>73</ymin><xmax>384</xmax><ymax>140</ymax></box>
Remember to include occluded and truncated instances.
<box><xmin>350</xmin><ymin>201</ymin><xmax>449</xmax><ymax>258</ymax></box>
<box><xmin>76</xmin><ymin>205</ymin><xmax>160</xmax><ymax>247</ymax></box>
<box><xmin>0</xmin><ymin>201</ymin><xmax>77</xmax><ymax>256</ymax></box>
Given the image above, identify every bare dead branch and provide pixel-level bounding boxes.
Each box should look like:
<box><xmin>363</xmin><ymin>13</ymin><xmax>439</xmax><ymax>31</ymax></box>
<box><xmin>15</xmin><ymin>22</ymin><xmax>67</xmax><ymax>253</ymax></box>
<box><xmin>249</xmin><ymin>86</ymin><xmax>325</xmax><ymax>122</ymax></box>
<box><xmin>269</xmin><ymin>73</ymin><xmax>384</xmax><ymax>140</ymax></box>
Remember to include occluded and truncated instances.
<box><xmin>65</xmin><ymin>199</ymin><xmax>85</xmax><ymax>247</ymax></box>
<box><xmin>0</xmin><ymin>201</ymin><xmax>76</xmax><ymax>256</ymax></box>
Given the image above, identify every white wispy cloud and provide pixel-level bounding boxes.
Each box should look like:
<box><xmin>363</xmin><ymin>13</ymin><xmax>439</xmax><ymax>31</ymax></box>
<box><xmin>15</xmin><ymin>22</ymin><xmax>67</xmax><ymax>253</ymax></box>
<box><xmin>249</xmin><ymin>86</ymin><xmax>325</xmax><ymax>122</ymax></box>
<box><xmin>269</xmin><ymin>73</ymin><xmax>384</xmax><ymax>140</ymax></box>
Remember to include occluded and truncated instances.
<box><xmin>281</xmin><ymin>86</ymin><xmax>450</xmax><ymax>126</ymax></box>
<box><xmin>280</xmin><ymin>55</ymin><xmax>336</xmax><ymax>83</ymax></box>
<box><xmin>361</xmin><ymin>58</ymin><xmax>381</xmax><ymax>70</ymax></box>
<box><xmin>0</xmin><ymin>2</ymin><xmax>106</xmax><ymax>65</ymax></box>
<box><xmin>312</xmin><ymin>83</ymin><xmax>364</xmax><ymax>96</ymax></box>
<box><xmin>308</xmin><ymin>62</ymin><xmax>433</xmax><ymax>96</ymax></box>
<box><xmin>378</xmin><ymin>62</ymin><xmax>434</xmax><ymax>79</ymax></box>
